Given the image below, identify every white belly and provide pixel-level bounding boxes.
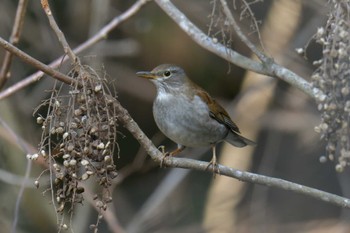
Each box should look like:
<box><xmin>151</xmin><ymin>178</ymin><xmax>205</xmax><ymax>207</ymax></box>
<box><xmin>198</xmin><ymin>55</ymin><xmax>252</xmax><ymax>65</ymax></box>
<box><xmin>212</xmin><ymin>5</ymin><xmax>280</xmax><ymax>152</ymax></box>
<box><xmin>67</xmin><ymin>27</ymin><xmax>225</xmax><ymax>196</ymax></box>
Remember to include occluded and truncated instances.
<box><xmin>153</xmin><ymin>92</ymin><xmax>228</xmax><ymax>147</ymax></box>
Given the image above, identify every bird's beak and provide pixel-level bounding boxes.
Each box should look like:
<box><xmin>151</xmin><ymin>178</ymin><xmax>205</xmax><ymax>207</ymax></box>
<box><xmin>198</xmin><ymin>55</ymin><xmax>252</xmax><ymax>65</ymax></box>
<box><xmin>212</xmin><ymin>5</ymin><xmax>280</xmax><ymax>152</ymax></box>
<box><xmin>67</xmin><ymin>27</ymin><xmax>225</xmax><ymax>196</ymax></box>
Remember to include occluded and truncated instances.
<box><xmin>136</xmin><ymin>71</ymin><xmax>157</xmax><ymax>79</ymax></box>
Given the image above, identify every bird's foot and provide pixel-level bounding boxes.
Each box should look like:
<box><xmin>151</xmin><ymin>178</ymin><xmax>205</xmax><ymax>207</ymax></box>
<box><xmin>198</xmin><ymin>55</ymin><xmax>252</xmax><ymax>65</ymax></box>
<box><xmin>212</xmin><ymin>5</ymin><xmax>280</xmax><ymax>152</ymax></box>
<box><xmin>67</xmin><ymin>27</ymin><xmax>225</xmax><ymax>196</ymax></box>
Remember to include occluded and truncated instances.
<box><xmin>158</xmin><ymin>145</ymin><xmax>170</xmax><ymax>168</ymax></box>
<box><xmin>206</xmin><ymin>155</ymin><xmax>220</xmax><ymax>177</ymax></box>
<box><xmin>158</xmin><ymin>145</ymin><xmax>185</xmax><ymax>168</ymax></box>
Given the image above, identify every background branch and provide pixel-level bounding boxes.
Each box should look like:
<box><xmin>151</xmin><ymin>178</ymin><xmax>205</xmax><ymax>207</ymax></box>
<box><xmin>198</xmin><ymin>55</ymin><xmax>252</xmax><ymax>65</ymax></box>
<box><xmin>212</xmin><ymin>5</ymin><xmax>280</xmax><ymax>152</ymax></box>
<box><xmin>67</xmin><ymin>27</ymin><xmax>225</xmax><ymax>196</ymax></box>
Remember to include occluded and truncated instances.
<box><xmin>154</xmin><ymin>0</ymin><xmax>323</xmax><ymax>100</ymax></box>
<box><xmin>219</xmin><ymin>0</ymin><xmax>267</xmax><ymax>61</ymax></box>
<box><xmin>0</xmin><ymin>37</ymin><xmax>75</xmax><ymax>85</ymax></box>
<box><xmin>0</xmin><ymin>0</ymin><xmax>28</xmax><ymax>90</ymax></box>
<box><xmin>0</xmin><ymin>0</ymin><xmax>149</xmax><ymax>100</ymax></box>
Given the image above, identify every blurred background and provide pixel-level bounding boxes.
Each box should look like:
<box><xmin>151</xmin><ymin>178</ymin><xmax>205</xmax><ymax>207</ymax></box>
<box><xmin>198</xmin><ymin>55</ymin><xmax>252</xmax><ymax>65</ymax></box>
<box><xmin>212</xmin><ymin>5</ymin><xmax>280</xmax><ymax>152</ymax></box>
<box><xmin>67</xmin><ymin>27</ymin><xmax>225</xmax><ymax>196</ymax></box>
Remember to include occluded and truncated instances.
<box><xmin>0</xmin><ymin>0</ymin><xmax>349</xmax><ymax>232</ymax></box>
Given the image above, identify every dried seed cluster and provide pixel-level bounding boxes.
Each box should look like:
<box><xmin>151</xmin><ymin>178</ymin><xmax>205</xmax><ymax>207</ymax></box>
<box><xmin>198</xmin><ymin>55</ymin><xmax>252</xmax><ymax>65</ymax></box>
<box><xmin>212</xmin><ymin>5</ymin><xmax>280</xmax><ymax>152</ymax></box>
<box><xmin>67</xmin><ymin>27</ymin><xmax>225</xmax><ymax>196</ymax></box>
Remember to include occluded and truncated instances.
<box><xmin>34</xmin><ymin>64</ymin><xmax>118</xmax><ymax>228</ymax></box>
<box><xmin>312</xmin><ymin>0</ymin><xmax>350</xmax><ymax>171</ymax></box>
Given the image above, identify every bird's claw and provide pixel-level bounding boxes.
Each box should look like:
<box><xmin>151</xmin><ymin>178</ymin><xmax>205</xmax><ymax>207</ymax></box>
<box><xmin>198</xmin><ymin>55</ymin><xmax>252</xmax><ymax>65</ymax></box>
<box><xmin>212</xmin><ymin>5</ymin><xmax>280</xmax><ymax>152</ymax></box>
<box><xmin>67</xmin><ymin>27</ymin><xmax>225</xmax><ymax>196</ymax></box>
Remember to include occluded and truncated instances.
<box><xmin>158</xmin><ymin>145</ymin><xmax>170</xmax><ymax>167</ymax></box>
<box><xmin>206</xmin><ymin>156</ymin><xmax>220</xmax><ymax>177</ymax></box>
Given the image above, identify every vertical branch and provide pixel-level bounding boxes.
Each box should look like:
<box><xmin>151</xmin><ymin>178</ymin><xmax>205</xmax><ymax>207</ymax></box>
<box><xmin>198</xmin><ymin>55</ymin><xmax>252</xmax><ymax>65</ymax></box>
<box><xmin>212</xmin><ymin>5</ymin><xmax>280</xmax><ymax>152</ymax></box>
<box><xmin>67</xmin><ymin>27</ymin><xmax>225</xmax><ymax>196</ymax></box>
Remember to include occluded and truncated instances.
<box><xmin>0</xmin><ymin>0</ymin><xmax>29</xmax><ymax>90</ymax></box>
<box><xmin>40</xmin><ymin>0</ymin><xmax>77</xmax><ymax>63</ymax></box>
<box><xmin>219</xmin><ymin>0</ymin><xmax>268</xmax><ymax>61</ymax></box>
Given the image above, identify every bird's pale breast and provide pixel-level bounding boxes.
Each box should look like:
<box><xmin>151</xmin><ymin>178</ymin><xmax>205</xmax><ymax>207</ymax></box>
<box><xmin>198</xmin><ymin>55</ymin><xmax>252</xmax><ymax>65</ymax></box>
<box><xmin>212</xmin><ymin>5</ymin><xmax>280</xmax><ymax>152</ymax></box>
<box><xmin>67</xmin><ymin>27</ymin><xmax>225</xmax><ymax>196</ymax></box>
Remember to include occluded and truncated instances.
<box><xmin>153</xmin><ymin>92</ymin><xmax>228</xmax><ymax>147</ymax></box>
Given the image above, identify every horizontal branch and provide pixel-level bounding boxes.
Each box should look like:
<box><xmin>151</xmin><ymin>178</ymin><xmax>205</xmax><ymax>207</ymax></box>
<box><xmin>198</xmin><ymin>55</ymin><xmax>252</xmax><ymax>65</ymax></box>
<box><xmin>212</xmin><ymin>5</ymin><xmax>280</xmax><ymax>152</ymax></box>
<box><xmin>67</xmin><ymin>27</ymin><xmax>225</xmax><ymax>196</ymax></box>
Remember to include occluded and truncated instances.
<box><xmin>113</xmin><ymin>97</ymin><xmax>350</xmax><ymax>209</ymax></box>
<box><xmin>154</xmin><ymin>0</ymin><xmax>324</xmax><ymax>100</ymax></box>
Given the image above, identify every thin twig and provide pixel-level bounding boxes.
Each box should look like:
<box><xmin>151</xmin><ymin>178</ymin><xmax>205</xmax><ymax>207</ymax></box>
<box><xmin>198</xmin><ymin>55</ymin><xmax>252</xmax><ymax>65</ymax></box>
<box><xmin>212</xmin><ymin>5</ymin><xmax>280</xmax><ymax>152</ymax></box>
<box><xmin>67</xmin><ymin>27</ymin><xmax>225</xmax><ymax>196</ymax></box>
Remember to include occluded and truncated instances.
<box><xmin>0</xmin><ymin>37</ymin><xmax>76</xmax><ymax>86</ymax></box>
<box><xmin>240</xmin><ymin>0</ymin><xmax>266</xmax><ymax>51</ymax></box>
<box><xmin>154</xmin><ymin>0</ymin><xmax>324</xmax><ymax>100</ymax></box>
<box><xmin>80</xmin><ymin>182</ymin><xmax>126</xmax><ymax>233</ymax></box>
<box><xmin>219</xmin><ymin>0</ymin><xmax>267</xmax><ymax>61</ymax></box>
<box><xmin>112</xmin><ymin>131</ymin><xmax>165</xmax><ymax>187</ymax></box>
<box><xmin>0</xmin><ymin>0</ymin><xmax>149</xmax><ymax>100</ymax></box>
<box><xmin>41</xmin><ymin>0</ymin><xmax>77</xmax><ymax>63</ymax></box>
<box><xmin>0</xmin><ymin>117</ymin><xmax>33</xmax><ymax>233</ymax></box>
<box><xmin>0</xmin><ymin>0</ymin><xmax>28</xmax><ymax>90</ymax></box>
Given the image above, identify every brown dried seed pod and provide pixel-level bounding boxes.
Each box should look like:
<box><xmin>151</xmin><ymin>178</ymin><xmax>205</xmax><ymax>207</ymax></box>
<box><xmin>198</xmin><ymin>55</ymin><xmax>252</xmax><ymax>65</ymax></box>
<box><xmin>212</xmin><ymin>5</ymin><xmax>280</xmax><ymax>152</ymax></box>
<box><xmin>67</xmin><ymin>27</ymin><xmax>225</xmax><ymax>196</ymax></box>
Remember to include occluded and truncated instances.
<box><xmin>50</xmin><ymin>127</ymin><xmax>56</xmax><ymax>134</ymax></box>
<box><xmin>57</xmin><ymin>203</ymin><xmax>65</xmax><ymax>213</ymax></box>
<box><xmin>86</xmin><ymin>170</ymin><xmax>94</xmax><ymax>176</ymax></box>
<box><xmin>104</xmin><ymin>155</ymin><xmax>111</xmax><ymax>163</ymax></box>
<box><xmin>94</xmin><ymin>84</ymin><xmax>102</xmax><ymax>92</ymax></box>
<box><xmin>54</xmin><ymin>178</ymin><xmax>61</xmax><ymax>185</ymax></box>
<box><xmin>90</xmin><ymin>126</ymin><xmax>98</xmax><ymax>134</ymax></box>
<box><xmin>81</xmin><ymin>173</ymin><xmax>89</xmax><ymax>181</ymax></box>
<box><xmin>97</xmin><ymin>143</ymin><xmax>105</xmax><ymax>150</ymax></box>
<box><xmin>67</xmin><ymin>143</ymin><xmax>74</xmax><ymax>152</ymax></box>
<box><xmin>106</xmin><ymin>165</ymin><xmax>115</xmax><ymax>171</ymax></box>
<box><xmin>92</xmin><ymin>140</ymin><xmax>100</xmax><ymax>148</ymax></box>
<box><xmin>99</xmin><ymin>177</ymin><xmax>107</xmax><ymax>185</ymax></box>
<box><xmin>80</xmin><ymin>106</ymin><xmax>87</xmax><ymax>112</ymax></box>
<box><xmin>63</xmin><ymin>160</ymin><xmax>70</xmax><ymax>167</ymax></box>
<box><xmin>101</xmin><ymin>125</ymin><xmax>109</xmax><ymax>131</ymax></box>
<box><xmin>98</xmin><ymin>168</ymin><xmax>106</xmax><ymax>174</ymax></box>
<box><xmin>77</xmin><ymin>94</ymin><xmax>86</xmax><ymax>103</ymax></box>
<box><xmin>81</xmin><ymin>159</ymin><xmax>89</xmax><ymax>166</ymax></box>
<box><xmin>74</xmin><ymin>108</ymin><xmax>83</xmax><ymax>116</ymax></box>
<box><xmin>105</xmin><ymin>197</ymin><xmax>113</xmax><ymax>203</ymax></box>
<box><xmin>36</xmin><ymin>117</ymin><xmax>44</xmax><ymax>124</ymax></box>
<box><xmin>96</xmin><ymin>200</ymin><xmax>104</xmax><ymax>208</ymax></box>
<box><xmin>69</xmin><ymin>159</ymin><xmax>77</xmax><ymax>166</ymax></box>
<box><xmin>56</xmin><ymin>127</ymin><xmax>64</xmax><ymax>134</ymax></box>
<box><xmin>70</xmin><ymin>122</ymin><xmax>78</xmax><ymax>129</ymax></box>
<box><xmin>76</xmin><ymin>186</ymin><xmax>85</xmax><ymax>194</ymax></box>
<box><xmin>109</xmin><ymin>171</ymin><xmax>118</xmax><ymax>179</ymax></box>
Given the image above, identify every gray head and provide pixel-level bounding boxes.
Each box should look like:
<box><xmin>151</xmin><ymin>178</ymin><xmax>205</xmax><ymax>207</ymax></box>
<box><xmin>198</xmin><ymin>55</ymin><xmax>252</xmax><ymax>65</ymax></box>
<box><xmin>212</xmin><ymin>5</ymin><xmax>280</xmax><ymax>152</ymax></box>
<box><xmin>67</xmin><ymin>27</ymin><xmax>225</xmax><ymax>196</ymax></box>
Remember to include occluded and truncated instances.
<box><xmin>136</xmin><ymin>64</ymin><xmax>188</xmax><ymax>92</ymax></box>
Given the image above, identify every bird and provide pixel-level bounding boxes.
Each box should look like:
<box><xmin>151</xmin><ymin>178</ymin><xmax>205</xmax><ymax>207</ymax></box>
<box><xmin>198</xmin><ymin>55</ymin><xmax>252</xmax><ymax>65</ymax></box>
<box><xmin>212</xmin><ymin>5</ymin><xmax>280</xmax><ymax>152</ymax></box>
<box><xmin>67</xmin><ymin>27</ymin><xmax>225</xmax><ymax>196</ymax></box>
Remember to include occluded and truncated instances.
<box><xmin>136</xmin><ymin>64</ymin><xmax>255</xmax><ymax>171</ymax></box>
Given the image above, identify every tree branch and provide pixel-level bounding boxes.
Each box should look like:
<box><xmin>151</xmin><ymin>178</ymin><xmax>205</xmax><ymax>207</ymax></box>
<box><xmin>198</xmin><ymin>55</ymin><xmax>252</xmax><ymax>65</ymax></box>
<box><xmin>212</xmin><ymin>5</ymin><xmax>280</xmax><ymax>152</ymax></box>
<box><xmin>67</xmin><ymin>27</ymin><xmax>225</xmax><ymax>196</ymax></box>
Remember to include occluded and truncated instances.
<box><xmin>0</xmin><ymin>37</ymin><xmax>76</xmax><ymax>85</ymax></box>
<box><xmin>0</xmin><ymin>0</ymin><xmax>28</xmax><ymax>90</ymax></box>
<box><xmin>41</xmin><ymin>0</ymin><xmax>77</xmax><ymax>63</ymax></box>
<box><xmin>0</xmin><ymin>0</ymin><xmax>149</xmax><ymax>100</ymax></box>
<box><xmin>154</xmin><ymin>0</ymin><xmax>324</xmax><ymax>101</ymax></box>
<box><xmin>219</xmin><ymin>0</ymin><xmax>267</xmax><ymax>61</ymax></box>
<box><xmin>113</xmin><ymin>97</ymin><xmax>350</xmax><ymax>209</ymax></box>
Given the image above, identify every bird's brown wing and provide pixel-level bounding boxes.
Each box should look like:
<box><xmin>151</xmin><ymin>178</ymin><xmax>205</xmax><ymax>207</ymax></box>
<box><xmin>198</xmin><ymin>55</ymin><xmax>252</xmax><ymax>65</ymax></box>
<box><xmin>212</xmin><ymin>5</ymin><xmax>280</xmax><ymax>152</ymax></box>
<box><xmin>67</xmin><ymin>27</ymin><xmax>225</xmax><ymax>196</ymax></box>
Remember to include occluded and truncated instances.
<box><xmin>195</xmin><ymin>88</ymin><xmax>241</xmax><ymax>134</ymax></box>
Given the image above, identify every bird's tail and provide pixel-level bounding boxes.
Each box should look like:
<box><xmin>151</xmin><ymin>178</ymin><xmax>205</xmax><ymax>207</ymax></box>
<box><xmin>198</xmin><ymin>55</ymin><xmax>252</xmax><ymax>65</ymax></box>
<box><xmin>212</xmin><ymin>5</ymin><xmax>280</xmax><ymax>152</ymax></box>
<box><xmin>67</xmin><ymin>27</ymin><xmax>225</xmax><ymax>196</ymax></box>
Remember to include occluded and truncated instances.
<box><xmin>225</xmin><ymin>131</ymin><xmax>256</xmax><ymax>148</ymax></box>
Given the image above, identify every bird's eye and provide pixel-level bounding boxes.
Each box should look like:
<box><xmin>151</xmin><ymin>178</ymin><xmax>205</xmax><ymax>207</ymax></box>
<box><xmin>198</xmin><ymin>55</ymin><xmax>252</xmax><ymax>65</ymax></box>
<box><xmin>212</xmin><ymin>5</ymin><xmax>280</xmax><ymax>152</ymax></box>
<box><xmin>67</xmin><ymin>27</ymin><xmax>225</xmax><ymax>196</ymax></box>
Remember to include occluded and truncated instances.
<box><xmin>163</xmin><ymin>71</ymin><xmax>171</xmax><ymax>77</ymax></box>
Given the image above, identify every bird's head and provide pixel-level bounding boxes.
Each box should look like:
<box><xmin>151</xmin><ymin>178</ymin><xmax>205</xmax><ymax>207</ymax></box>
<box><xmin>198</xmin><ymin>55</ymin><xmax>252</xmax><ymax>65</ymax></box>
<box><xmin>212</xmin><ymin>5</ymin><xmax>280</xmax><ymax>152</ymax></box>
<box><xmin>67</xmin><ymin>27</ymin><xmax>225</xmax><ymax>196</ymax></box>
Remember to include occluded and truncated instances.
<box><xmin>136</xmin><ymin>64</ymin><xmax>188</xmax><ymax>92</ymax></box>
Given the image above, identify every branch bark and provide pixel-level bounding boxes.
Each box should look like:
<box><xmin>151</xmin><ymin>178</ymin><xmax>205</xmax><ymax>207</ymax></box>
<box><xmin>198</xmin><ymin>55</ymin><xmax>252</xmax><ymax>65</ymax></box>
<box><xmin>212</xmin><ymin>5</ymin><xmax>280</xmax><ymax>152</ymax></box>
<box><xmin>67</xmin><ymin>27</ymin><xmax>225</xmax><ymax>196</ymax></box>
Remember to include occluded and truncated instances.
<box><xmin>154</xmin><ymin>0</ymin><xmax>324</xmax><ymax>101</ymax></box>
<box><xmin>0</xmin><ymin>37</ymin><xmax>75</xmax><ymax>85</ymax></box>
<box><xmin>0</xmin><ymin>0</ymin><xmax>149</xmax><ymax>100</ymax></box>
<box><xmin>41</xmin><ymin>0</ymin><xmax>77</xmax><ymax>63</ymax></box>
<box><xmin>0</xmin><ymin>0</ymin><xmax>28</xmax><ymax>90</ymax></box>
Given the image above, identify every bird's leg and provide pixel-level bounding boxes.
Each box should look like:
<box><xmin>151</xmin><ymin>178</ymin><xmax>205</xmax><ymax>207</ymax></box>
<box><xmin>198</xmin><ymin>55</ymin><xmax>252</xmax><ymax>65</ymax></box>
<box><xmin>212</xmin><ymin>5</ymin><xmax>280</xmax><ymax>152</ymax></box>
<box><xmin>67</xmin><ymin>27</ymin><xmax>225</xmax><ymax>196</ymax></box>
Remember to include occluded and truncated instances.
<box><xmin>159</xmin><ymin>145</ymin><xmax>185</xmax><ymax>167</ymax></box>
<box><xmin>170</xmin><ymin>144</ymin><xmax>186</xmax><ymax>156</ymax></box>
<box><xmin>206</xmin><ymin>145</ymin><xmax>219</xmax><ymax>176</ymax></box>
